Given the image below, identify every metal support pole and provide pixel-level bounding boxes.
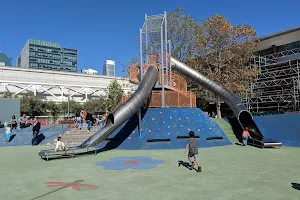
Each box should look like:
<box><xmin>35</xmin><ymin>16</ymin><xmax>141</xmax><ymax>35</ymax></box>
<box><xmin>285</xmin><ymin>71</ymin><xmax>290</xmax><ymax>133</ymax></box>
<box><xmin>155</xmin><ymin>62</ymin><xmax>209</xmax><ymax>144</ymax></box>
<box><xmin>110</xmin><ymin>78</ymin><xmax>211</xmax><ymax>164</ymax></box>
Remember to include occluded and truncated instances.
<box><xmin>140</xmin><ymin>28</ymin><xmax>143</xmax><ymax>81</ymax></box>
<box><xmin>145</xmin><ymin>14</ymin><xmax>148</xmax><ymax>69</ymax></box>
<box><xmin>67</xmin><ymin>96</ymin><xmax>70</xmax><ymax>118</ymax></box>
<box><xmin>168</xmin><ymin>40</ymin><xmax>172</xmax><ymax>85</ymax></box>
<box><xmin>161</xmin><ymin>24</ymin><xmax>165</xmax><ymax>108</ymax></box>
<box><xmin>138</xmin><ymin>111</ymin><xmax>142</xmax><ymax>138</ymax></box>
<box><xmin>164</xmin><ymin>11</ymin><xmax>168</xmax><ymax>86</ymax></box>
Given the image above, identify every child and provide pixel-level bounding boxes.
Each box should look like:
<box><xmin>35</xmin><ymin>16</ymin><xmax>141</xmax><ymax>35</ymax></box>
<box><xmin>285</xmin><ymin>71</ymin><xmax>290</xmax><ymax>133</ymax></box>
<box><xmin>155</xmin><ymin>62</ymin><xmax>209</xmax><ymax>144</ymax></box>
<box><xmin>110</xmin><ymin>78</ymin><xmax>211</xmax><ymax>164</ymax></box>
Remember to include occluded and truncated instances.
<box><xmin>4</xmin><ymin>123</ymin><xmax>11</xmax><ymax>144</ymax></box>
<box><xmin>184</xmin><ymin>131</ymin><xmax>202</xmax><ymax>172</ymax></box>
<box><xmin>55</xmin><ymin>136</ymin><xmax>69</xmax><ymax>151</ymax></box>
<box><xmin>242</xmin><ymin>127</ymin><xmax>252</xmax><ymax>146</ymax></box>
<box><xmin>76</xmin><ymin>114</ymin><xmax>82</xmax><ymax>130</ymax></box>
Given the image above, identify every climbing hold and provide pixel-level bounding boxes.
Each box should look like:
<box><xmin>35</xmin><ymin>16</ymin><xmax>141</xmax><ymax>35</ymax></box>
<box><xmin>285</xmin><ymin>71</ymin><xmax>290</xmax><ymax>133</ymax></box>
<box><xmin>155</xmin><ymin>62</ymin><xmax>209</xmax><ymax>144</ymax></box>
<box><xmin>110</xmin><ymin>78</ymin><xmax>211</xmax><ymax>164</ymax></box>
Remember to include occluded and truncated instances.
<box><xmin>167</xmin><ymin>126</ymin><xmax>170</xmax><ymax>129</ymax></box>
<box><xmin>170</xmin><ymin>116</ymin><xmax>172</xmax><ymax>119</ymax></box>
<box><xmin>148</xmin><ymin>130</ymin><xmax>152</xmax><ymax>132</ymax></box>
<box><xmin>179</xmin><ymin>118</ymin><xmax>181</xmax><ymax>120</ymax></box>
<box><xmin>132</xmin><ymin>131</ymin><xmax>135</xmax><ymax>133</ymax></box>
<box><xmin>180</xmin><ymin>125</ymin><xmax>183</xmax><ymax>127</ymax></box>
<box><xmin>186</xmin><ymin>117</ymin><xmax>189</xmax><ymax>120</ymax></box>
<box><xmin>167</xmin><ymin>132</ymin><xmax>171</xmax><ymax>135</ymax></box>
<box><xmin>157</xmin><ymin>128</ymin><xmax>160</xmax><ymax>131</ymax></box>
<box><xmin>188</xmin><ymin>128</ymin><xmax>191</xmax><ymax>131</ymax></box>
<box><xmin>128</xmin><ymin>137</ymin><xmax>131</xmax><ymax>139</ymax></box>
<box><xmin>160</xmin><ymin>111</ymin><xmax>162</xmax><ymax>114</ymax></box>
<box><xmin>163</xmin><ymin>121</ymin><xmax>165</xmax><ymax>124</ymax></box>
<box><xmin>152</xmin><ymin>118</ymin><xmax>155</xmax><ymax>121</ymax></box>
<box><xmin>197</xmin><ymin>129</ymin><xmax>200</xmax><ymax>132</ymax></box>
<box><xmin>209</xmin><ymin>128</ymin><xmax>212</xmax><ymax>130</ymax></box>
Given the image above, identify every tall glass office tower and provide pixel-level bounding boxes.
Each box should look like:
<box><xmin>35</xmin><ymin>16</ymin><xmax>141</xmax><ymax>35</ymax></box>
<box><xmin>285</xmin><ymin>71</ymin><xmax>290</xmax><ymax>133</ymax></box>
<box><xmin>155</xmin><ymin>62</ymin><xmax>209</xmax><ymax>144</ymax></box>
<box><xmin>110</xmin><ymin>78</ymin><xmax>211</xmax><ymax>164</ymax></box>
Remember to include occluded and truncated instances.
<box><xmin>103</xmin><ymin>60</ymin><xmax>115</xmax><ymax>76</ymax></box>
<box><xmin>18</xmin><ymin>39</ymin><xmax>78</xmax><ymax>72</ymax></box>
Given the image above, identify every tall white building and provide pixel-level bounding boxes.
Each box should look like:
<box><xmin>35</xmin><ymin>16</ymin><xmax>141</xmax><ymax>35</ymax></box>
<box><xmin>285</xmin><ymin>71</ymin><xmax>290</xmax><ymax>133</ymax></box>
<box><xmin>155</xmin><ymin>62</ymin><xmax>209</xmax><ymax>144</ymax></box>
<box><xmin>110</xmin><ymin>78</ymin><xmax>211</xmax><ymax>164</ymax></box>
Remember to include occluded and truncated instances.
<box><xmin>103</xmin><ymin>60</ymin><xmax>115</xmax><ymax>76</ymax></box>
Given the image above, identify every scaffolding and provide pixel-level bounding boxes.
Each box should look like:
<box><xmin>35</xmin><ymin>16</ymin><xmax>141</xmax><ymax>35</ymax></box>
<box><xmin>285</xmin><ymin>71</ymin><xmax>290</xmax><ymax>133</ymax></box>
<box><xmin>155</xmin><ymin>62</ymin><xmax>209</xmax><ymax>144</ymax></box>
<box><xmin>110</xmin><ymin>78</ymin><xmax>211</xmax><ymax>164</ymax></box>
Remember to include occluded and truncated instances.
<box><xmin>244</xmin><ymin>47</ymin><xmax>300</xmax><ymax>112</ymax></box>
<box><xmin>140</xmin><ymin>12</ymin><xmax>170</xmax><ymax>107</ymax></box>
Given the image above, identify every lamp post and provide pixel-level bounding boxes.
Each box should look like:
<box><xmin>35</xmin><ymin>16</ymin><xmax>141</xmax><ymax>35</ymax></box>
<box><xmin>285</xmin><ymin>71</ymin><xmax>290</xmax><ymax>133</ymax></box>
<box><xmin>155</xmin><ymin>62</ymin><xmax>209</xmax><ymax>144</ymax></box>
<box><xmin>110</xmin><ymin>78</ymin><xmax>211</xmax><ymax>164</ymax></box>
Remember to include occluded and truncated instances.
<box><xmin>67</xmin><ymin>96</ymin><xmax>70</xmax><ymax>119</ymax></box>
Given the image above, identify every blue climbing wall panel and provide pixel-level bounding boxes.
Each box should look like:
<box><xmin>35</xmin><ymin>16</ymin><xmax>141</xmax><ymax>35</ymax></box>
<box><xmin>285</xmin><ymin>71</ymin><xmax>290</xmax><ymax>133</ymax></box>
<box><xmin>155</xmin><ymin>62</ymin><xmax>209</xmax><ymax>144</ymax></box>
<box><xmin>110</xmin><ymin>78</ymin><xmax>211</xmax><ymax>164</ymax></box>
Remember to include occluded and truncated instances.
<box><xmin>96</xmin><ymin>108</ymin><xmax>231</xmax><ymax>150</ymax></box>
<box><xmin>253</xmin><ymin>114</ymin><xmax>300</xmax><ymax>147</ymax></box>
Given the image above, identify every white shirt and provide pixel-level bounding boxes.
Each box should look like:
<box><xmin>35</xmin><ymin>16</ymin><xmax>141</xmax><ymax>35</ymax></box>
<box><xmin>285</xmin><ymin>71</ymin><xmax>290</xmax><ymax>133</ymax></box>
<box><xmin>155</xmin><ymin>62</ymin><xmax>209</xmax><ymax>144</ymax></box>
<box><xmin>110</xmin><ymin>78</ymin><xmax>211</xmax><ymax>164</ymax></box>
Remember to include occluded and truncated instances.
<box><xmin>55</xmin><ymin>141</ymin><xmax>66</xmax><ymax>151</ymax></box>
<box><xmin>5</xmin><ymin>127</ymin><xmax>11</xmax><ymax>134</ymax></box>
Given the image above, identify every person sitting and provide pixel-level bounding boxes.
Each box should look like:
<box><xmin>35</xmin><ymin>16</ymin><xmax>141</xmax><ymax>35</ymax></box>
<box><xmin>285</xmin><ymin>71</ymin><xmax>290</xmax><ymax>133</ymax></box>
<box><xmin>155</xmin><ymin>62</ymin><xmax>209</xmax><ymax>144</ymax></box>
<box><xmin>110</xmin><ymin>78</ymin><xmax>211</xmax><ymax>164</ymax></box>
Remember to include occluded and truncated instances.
<box><xmin>18</xmin><ymin>114</ymin><xmax>28</xmax><ymax>129</ymax></box>
<box><xmin>55</xmin><ymin>136</ymin><xmax>69</xmax><ymax>151</ymax></box>
<box><xmin>11</xmin><ymin>115</ymin><xmax>18</xmax><ymax>130</ymax></box>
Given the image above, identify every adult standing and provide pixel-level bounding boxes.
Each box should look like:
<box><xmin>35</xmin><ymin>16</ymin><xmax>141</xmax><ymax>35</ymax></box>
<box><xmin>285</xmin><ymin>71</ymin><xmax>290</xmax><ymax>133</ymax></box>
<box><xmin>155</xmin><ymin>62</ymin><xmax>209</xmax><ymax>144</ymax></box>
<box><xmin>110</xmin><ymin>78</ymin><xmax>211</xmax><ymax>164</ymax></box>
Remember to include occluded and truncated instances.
<box><xmin>32</xmin><ymin>117</ymin><xmax>41</xmax><ymax>141</ymax></box>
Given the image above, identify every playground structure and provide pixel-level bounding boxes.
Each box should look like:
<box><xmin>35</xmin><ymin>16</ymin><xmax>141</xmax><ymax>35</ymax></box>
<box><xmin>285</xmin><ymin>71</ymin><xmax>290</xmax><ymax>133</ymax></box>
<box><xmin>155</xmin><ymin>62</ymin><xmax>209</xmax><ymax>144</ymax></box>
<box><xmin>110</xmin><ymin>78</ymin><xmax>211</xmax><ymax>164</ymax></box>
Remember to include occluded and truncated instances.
<box><xmin>125</xmin><ymin>12</ymin><xmax>196</xmax><ymax>108</ymax></box>
<box><xmin>39</xmin><ymin>12</ymin><xmax>283</xmax><ymax>160</ymax></box>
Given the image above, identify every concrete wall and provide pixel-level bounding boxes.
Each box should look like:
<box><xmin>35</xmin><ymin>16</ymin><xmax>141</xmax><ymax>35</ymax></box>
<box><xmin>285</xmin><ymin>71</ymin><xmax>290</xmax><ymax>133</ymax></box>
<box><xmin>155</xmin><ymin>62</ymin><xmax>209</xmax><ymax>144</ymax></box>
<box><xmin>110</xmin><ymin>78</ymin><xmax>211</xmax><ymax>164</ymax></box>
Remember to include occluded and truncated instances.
<box><xmin>0</xmin><ymin>98</ymin><xmax>20</xmax><ymax>125</ymax></box>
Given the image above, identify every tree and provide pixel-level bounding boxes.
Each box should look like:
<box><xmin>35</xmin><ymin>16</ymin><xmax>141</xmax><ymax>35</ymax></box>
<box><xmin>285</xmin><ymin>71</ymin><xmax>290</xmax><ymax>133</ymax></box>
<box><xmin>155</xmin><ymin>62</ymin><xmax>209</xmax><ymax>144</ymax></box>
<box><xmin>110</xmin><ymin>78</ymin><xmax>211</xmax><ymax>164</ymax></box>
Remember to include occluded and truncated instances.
<box><xmin>84</xmin><ymin>98</ymin><xmax>106</xmax><ymax>114</ymax></box>
<box><xmin>60</xmin><ymin>100</ymin><xmax>83</xmax><ymax>116</ymax></box>
<box><xmin>46</xmin><ymin>101</ymin><xmax>61</xmax><ymax>118</ymax></box>
<box><xmin>192</xmin><ymin>14</ymin><xmax>259</xmax><ymax>117</ymax></box>
<box><xmin>167</xmin><ymin>8</ymin><xmax>200</xmax><ymax>61</ymax></box>
<box><xmin>106</xmin><ymin>80</ymin><xmax>123</xmax><ymax>113</ymax></box>
<box><xmin>20</xmin><ymin>95</ymin><xmax>47</xmax><ymax>117</ymax></box>
<box><xmin>1</xmin><ymin>92</ymin><xmax>13</xmax><ymax>98</ymax></box>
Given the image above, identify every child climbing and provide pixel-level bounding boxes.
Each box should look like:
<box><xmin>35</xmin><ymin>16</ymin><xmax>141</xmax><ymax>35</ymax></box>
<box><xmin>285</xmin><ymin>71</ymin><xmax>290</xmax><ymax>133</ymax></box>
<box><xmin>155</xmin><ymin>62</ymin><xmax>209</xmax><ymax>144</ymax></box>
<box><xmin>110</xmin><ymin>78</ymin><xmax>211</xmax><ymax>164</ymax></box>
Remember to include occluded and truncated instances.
<box><xmin>184</xmin><ymin>131</ymin><xmax>202</xmax><ymax>172</ymax></box>
<box><xmin>4</xmin><ymin>123</ymin><xmax>11</xmax><ymax>144</ymax></box>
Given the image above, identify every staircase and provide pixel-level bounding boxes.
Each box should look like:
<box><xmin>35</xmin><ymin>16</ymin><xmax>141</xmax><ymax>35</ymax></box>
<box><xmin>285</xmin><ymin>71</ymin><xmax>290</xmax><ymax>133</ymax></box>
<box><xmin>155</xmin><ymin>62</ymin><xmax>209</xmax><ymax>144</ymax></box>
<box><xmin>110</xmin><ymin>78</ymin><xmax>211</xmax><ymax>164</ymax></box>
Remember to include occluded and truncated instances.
<box><xmin>212</xmin><ymin>118</ymin><xmax>238</xmax><ymax>144</ymax></box>
<box><xmin>42</xmin><ymin>127</ymin><xmax>100</xmax><ymax>148</ymax></box>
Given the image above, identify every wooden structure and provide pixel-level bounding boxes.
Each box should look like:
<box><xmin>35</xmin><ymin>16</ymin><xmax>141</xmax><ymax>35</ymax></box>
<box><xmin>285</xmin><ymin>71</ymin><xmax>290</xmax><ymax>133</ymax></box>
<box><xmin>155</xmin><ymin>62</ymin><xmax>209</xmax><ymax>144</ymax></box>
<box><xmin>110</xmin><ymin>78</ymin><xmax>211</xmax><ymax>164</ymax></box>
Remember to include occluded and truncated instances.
<box><xmin>123</xmin><ymin>54</ymin><xmax>197</xmax><ymax>108</ymax></box>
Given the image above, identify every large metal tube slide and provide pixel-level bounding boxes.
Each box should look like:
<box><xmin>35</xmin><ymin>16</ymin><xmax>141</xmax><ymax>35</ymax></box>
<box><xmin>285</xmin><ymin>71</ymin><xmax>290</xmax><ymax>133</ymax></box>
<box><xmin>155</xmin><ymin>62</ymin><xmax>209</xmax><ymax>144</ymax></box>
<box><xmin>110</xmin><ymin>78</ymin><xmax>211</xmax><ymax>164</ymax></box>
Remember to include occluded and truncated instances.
<box><xmin>170</xmin><ymin>57</ymin><xmax>264</xmax><ymax>140</ymax></box>
<box><xmin>80</xmin><ymin>66</ymin><xmax>159</xmax><ymax>148</ymax></box>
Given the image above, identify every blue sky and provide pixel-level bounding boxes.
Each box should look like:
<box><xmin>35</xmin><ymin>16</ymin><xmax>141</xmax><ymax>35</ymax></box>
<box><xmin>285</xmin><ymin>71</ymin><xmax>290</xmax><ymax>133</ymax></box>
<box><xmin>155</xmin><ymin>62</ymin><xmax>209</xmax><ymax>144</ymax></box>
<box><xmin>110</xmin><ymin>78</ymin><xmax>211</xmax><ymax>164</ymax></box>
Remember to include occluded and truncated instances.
<box><xmin>1</xmin><ymin>0</ymin><xmax>299</xmax><ymax>77</ymax></box>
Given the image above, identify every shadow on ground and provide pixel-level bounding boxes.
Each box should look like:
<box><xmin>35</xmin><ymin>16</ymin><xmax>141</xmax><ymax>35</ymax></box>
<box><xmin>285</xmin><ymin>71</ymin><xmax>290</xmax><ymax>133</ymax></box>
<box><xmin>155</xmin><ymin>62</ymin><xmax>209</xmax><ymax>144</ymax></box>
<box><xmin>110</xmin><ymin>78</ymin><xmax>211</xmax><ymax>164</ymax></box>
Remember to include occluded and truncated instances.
<box><xmin>291</xmin><ymin>183</ymin><xmax>300</xmax><ymax>190</ymax></box>
<box><xmin>178</xmin><ymin>160</ymin><xmax>191</xmax><ymax>169</ymax></box>
<box><xmin>32</xmin><ymin>134</ymin><xmax>45</xmax><ymax>145</ymax></box>
<box><xmin>9</xmin><ymin>134</ymin><xmax>16</xmax><ymax>142</ymax></box>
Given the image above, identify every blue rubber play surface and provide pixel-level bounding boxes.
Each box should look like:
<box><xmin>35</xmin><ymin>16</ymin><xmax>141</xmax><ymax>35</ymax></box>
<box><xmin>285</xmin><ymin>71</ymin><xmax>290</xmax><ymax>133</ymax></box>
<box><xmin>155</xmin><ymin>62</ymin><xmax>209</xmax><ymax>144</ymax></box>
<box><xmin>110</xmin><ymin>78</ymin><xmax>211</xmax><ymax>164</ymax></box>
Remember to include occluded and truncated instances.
<box><xmin>254</xmin><ymin>114</ymin><xmax>300</xmax><ymax>147</ymax></box>
<box><xmin>95</xmin><ymin>108</ymin><xmax>231</xmax><ymax>150</ymax></box>
<box><xmin>0</xmin><ymin>125</ymin><xmax>69</xmax><ymax>147</ymax></box>
<box><xmin>96</xmin><ymin>156</ymin><xmax>165</xmax><ymax>170</ymax></box>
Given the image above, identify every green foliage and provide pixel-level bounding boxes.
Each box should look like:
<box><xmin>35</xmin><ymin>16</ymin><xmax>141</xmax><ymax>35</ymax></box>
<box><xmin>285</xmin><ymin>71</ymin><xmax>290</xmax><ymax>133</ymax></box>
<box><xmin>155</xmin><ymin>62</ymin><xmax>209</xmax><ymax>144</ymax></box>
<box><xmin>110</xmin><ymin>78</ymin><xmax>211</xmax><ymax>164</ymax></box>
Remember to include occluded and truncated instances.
<box><xmin>167</xmin><ymin>8</ymin><xmax>200</xmax><ymax>61</ymax></box>
<box><xmin>106</xmin><ymin>80</ymin><xmax>123</xmax><ymax>113</ymax></box>
<box><xmin>20</xmin><ymin>95</ymin><xmax>47</xmax><ymax>117</ymax></box>
<box><xmin>1</xmin><ymin>92</ymin><xmax>13</xmax><ymax>98</ymax></box>
<box><xmin>46</xmin><ymin>101</ymin><xmax>61</xmax><ymax>118</ymax></box>
<box><xmin>60</xmin><ymin>100</ymin><xmax>83</xmax><ymax>116</ymax></box>
<box><xmin>84</xmin><ymin>98</ymin><xmax>106</xmax><ymax>114</ymax></box>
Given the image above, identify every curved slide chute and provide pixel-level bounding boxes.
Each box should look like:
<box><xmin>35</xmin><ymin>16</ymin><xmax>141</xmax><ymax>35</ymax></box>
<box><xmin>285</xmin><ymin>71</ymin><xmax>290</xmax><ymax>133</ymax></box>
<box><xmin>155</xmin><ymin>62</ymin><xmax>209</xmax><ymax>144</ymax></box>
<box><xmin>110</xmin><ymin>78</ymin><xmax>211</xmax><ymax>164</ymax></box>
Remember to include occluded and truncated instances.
<box><xmin>38</xmin><ymin>66</ymin><xmax>159</xmax><ymax>158</ymax></box>
<box><xmin>170</xmin><ymin>57</ymin><xmax>282</xmax><ymax>147</ymax></box>
<box><xmin>80</xmin><ymin>66</ymin><xmax>159</xmax><ymax>148</ymax></box>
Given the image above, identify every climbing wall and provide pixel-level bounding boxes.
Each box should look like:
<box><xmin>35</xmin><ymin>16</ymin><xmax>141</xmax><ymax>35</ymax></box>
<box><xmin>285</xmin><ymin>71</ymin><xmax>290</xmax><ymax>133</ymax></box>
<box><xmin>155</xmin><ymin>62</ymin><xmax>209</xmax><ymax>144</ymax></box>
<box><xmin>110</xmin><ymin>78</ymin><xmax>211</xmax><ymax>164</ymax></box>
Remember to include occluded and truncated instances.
<box><xmin>95</xmin><ymin>108</ymin><xmax>231</xmax><ymax>150</ymax></box>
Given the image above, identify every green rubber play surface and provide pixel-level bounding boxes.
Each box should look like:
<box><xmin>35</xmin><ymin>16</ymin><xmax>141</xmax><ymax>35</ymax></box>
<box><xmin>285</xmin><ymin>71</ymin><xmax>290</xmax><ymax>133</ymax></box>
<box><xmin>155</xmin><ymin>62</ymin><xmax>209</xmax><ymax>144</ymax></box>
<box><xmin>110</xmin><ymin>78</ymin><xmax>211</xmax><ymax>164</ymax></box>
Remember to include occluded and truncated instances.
<box><xmin>1</xmin><ymin>145</ymin><xmax>299</xmax><ymax>200</ymax></box>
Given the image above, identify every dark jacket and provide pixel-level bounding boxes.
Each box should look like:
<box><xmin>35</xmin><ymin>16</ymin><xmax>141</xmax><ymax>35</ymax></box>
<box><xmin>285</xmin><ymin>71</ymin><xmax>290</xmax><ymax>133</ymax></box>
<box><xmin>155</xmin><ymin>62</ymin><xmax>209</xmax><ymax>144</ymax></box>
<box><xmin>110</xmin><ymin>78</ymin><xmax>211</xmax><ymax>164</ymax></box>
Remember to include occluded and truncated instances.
<box><xmin>32</xmin><ymin>121</ymin><xmax>41</xmax><ymax>133</ymax></box>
